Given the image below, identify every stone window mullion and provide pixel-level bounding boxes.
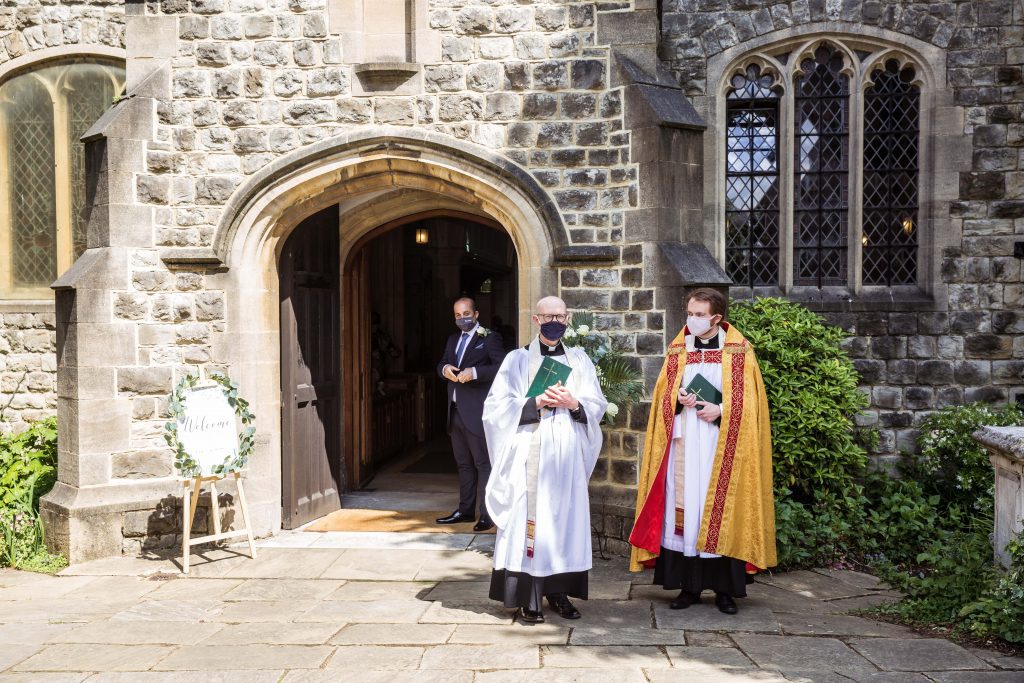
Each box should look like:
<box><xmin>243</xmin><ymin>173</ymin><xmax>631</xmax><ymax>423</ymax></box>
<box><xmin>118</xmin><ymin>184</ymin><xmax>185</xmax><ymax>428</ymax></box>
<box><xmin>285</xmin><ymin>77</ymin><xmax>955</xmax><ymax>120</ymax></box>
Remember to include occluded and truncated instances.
<box><xmin>53</xmin><ymin>74</ymin><xmax>73</xmax><ymax>277</ymax></box>
<box><xmin>0</xmin><ymin>100</ymin><xmax>12</xmax><ymax>295</ymax></box>
<box><xmin>779</xmin><ymin>77</ymin><xmax>795</xmax><ymax>294</ymax></box>
<box><xmin>849</xmin><ymin>71</ymin><xmax>864</xmax><ymax>295</ymax></box>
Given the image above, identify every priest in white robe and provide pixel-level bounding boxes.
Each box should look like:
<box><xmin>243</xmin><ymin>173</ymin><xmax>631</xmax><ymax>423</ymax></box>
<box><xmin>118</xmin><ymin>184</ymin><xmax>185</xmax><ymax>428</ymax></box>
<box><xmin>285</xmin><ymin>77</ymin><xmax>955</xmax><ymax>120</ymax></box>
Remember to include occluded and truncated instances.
<box><xmin>483</xmin><ymin>296</ymin><xmax>607</xmax><ymax>624</ymax></box>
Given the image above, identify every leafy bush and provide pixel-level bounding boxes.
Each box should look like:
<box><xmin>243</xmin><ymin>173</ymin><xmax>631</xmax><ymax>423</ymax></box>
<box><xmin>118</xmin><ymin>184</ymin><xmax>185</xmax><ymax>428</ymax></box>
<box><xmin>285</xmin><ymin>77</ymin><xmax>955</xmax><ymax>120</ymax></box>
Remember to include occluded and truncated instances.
<box><xmin>0</xmin><ymin>416</ymin><xmax>65</xmax><ymax>572</ymax></box>
<box><xmin>861</xmin><ymin>474</ymin><xmax>946</xmax><ymax>566</ymax></box>
<box><xmin>908</xmin><ymin>403</ymin><xmax>1024</xmax><ymax>516</ymax></box>
<box><xmin>0</xmin><ymin>416</ymin><xmax>57</xmax><ymax>508</ymax></box>
<box><xmin>961</xmin><ymin>529</ymin><xmax>1024</xmax><ymax>643</ymax></box>
<box><xmin>728</xmin><ymin>298</ymin><xmax>870</xmax><ymax>567</ymax></box>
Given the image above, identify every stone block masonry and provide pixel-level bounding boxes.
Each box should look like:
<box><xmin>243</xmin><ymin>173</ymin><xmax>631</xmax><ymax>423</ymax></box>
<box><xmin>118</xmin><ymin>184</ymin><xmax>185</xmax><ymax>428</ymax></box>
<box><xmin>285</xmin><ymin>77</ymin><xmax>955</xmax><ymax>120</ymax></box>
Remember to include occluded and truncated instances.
<box><xmin>0</xmin><ymin>310</ymin><xmax>57</xmax><ymax>436</ymax></box>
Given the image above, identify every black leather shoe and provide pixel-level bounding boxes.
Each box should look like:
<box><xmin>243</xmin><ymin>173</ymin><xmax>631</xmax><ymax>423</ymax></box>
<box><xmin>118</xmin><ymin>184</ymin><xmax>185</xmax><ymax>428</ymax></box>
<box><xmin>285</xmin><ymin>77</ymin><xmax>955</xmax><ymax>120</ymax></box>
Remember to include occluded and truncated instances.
<box><xmin>547</xmin><ymin>594</ymin><xmax>581</xmax><ymax>619</ymax></box>
<box><xmin>518</xmin><ymin>607</ymin><xmax>545</xmax><ymax>624</ymax></box>
<box><xmin>435</xmin><ymin>510</ymin><xmax>474</xmax><ymax>525</ymax></box>
<box><xmin>715</xmin><ymin>592</ymin><xmax>738</xmax><ymax>615</ymax></box>
<box><xmin>670</xmin><ymin>590</ymin><xmax>700</xmax><ymax>610</ymax></box>
<box><xmin>472</xmin><ymin>518</ymin><xmax>494</xmax><ymax>532</ymax></box>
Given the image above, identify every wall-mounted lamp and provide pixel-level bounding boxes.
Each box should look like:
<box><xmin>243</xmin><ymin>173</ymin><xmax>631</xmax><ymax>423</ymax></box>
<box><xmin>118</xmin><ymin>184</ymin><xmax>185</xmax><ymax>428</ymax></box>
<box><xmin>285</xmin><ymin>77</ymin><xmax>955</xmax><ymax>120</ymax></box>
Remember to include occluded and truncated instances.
<box><xmin>902</xmin><ymin>217</ymin><xmax>914</xmax><ymax>235</ymax></box>
<box><xmin>415</xmin><ymin>227</ymin><xmax>429</xmax><ymax>245</ymax></box>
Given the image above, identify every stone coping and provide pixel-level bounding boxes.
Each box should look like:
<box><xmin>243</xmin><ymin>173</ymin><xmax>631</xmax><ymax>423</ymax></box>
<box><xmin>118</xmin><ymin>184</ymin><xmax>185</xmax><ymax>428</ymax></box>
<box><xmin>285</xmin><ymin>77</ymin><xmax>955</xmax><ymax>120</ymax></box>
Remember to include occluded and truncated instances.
<box><xmin>975</xmin><ymin>426</ymin><xmax>1024</xmax><ymax>463</ymax></box>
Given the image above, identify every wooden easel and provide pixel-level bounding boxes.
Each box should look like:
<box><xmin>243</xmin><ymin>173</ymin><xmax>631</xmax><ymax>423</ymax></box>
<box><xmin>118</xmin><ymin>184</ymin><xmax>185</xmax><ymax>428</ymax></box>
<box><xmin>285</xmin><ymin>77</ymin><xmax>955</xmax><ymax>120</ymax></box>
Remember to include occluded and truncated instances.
<box><xmin>181</xmin><ymin>470</ymin><xmax>257</xmax><ymax>574</ymax></box>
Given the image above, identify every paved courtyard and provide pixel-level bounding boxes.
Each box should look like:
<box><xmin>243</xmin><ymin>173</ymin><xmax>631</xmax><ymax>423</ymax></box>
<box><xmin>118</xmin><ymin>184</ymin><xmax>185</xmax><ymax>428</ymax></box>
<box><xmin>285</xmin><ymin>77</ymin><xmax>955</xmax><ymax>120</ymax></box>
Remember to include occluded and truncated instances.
<box><xmin>1</xmin><ymin>531</ymin><xmax>1022</xmax><ymax>682</ymax></box>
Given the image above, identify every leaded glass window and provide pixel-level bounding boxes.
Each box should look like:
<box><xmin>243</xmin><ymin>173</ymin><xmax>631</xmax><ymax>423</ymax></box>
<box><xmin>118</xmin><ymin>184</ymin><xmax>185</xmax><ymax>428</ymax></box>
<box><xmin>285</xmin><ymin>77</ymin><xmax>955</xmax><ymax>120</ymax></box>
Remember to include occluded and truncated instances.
<box><xmin>862</xmin><ymin>60</ymin><xmax>920</xmax><ymax>286</ymax></box>
<box><xmin>794</xmin><ymin>44</ymin><xmax>849</xmax><ymax>287</ymax></box>
<box><xmin>725</xmin><ymin>65</ymin><xmax>781</xmax><ymax>288</ymax></box>
<box><xmin>722</xmin><ymin>39</ymin><xmax>924</xmax><ymax>293</ymax></box>
<box><xmin>0</xmin><ymin>59</ymin><xmax>125</xmax><ymax>298</ymax></box>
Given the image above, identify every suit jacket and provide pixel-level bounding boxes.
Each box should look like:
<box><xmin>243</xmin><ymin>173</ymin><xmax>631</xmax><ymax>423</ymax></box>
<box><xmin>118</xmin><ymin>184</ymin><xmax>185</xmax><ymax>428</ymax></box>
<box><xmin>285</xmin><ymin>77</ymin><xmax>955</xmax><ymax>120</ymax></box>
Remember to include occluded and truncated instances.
<box><xmin>437</xmin><ymin>328</ymin><xmax>506</xmax><ymax>437</ymax></box>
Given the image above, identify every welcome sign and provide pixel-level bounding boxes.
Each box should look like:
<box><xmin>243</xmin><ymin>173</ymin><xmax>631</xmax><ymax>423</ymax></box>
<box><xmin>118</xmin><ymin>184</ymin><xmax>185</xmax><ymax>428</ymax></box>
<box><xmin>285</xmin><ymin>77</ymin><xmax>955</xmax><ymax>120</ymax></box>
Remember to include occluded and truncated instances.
<box><xmin>166</xmin><ymin>373</ymin><xmax>255</xmax><ymax>479</ymax></box>
<box><xmin>176</xmin><ymin>385</ymin><xmax>239</xmax><ymax>476</ymax></box>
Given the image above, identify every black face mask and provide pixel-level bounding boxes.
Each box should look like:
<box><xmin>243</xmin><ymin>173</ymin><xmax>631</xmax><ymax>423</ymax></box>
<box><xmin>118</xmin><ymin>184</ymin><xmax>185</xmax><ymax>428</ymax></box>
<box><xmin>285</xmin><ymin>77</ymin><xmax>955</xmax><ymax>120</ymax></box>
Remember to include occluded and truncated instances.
<box><xmin>540</xmin><ymin>320</ymin><xmax>567</xmax><ymax>342</ymax></box>
<box><xmin>455</xmin><ymin>317</ymin><xmax>476</xmax><ymax>332</ymax></box>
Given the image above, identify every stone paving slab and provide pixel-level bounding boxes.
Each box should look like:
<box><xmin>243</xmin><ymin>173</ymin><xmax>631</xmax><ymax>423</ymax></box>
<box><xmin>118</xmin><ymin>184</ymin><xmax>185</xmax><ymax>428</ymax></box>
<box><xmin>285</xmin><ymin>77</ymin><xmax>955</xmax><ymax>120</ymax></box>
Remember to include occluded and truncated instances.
<box><xmin>569</xmin><ymin>623</ymin><xmax>687</xmax><ymax>646</ymax></box>
<box><xmin>0</xmin><ymin>623</ymin><xmax>76</xmax><ymax>646</ymax></box>
<box><xmin>645</xmin><ymin>667</ymin><xmax>786</xmax><ymax>682</ymax></box>
<box><xmin>731</xmin><ymin>634</ymin><xmax>877</xmax><ymax>673</ymax></box>
<box><xmin>0</xmin><ymin>674</ymin><xmax>90</xmax><ymax>683</ymax></box>
<box><xmin>319</xmin><ymin>549</ymin><xmax>428</xmax><ymax>580</ymax></box>
<box><xmin>418</xmin><ymin>644</ymin><xmax>540</xmax><ymax>669</ymax></box>
<box><xmin>848</xmin><ymin>637</ymin><xmax>991</xmax><ymax>672</ymax></box>
<box><xmin>52</xmin><ymin>621</ymin><xmax>222</xmax><ymax>646</ymax></box>
<box><xmin>83</xmin><ymin>673</ymin><xmax>283</xmax><ymax>683</ymax></box>
<box><xmin>329</xmin><ymin>622</ymin><xmax>455</xmax><ymax>645</ymax></box>
<box><xmin>283</xmin><ymin>671</ymin><xmax>474</xmax><ymax>683</ymax></box>
<box><xmin>220</xmin><ymin>549</ymin><xmax>343</xmax><ymax>579</ymax></box>
<box><xmin>686</xmin><ymin>631</ymin><xmax>736</xmax><ymax>647</ymax></box>
<box><xmin>845</xmin><ymin>673</ymin><xmax>933</xmax><ymax>682</ymax></box>
<box><xmin>13</xmin><ymin>644</ymin><xmax>174</xmax><ymax>672</ymax></box>
<box><xmin>296</xmin><ymin>598</ymin><xmax>430</xmax><ymax>623</ymax></box>
<box><xmin>969</xmin><ymin>649</ymin><xmax>1024</xmax><ymax>670</ymax></box>
<box><xmin>564</xmin><ymin>599</ymin><xmax>652</xmax><ymax>626</ymax></box>
<box><xmin>302</xmin><ymin>531</ymin><xmax>477</xmax><ymax>551</ymax></box>
<box><xmin>144</xmin><ymin>578</ymin><xmax>243</xmax><ymax>601</ymax></box>
<box><xmin>756</xmin><ymin>570</ymin><xmax>877</xmax><ymax>600</ymax></box>
<box><xmin>926</xmin><ymin>673</ymin><xmax>1024</xmax><ymax>682</ymax></box>
<box><xmin>479</xmin><ymin>668</ymin><xmax>650</xmax><ymax>682</ymax></box>
<box><xmin>810</xmin><ymin>569</ymin><xmax>888</xmax><ymax>591</ymax></box>
<box><xmin>655</xmin><ymin>603</ymin><xmax>782</xmax><ymax>633</ymax></box>
<box><xmin>777</xmin><ymin>612</ymin><xmax>918</xmax><ymax>638</ymax></box>
<box><xmin>421</xmin><ymin>580</ymin><xmax>492</xmax><ymax>603</ymax></box>
<box><xmin>0</xmin><ymin>576</ymin><xmax>101</xmax><ymax>601</ymax></box>
<box><xmin>59</xmin><ymin>576</ymin><xmax>163</xmax><ymax>602</ymax></box>
<box><xmin>0</xmin><ymin>646</ymin><xmax>43</xmax><ymax>672</ymax></box>
<box><xmin>448</xmin><ymin>623</ymin><xmax>571</xmax><ymax>645</ymax></box>
<box><xmin>418</xmin><ymin>599</ymin><xmax>516</xmax><ymax>625</ymax></box>
<box><xmin>221</xmin><ymin>578</ymin><xmax>344</xmax><ymax>601</ymax></box>
<box><xmin>210</xmin><ymin>600</ymin><xmax>319</xmax><ymax>622</ymax></box>
<box><xmin>8</xmin><ymin>598</ymin><xmax>140</xmax><ymax>624</ymax></box>
<box><xmin>540</xmin><ymin>645</ymin><xmax>672</xmax><ymax>668</ymax></box>
<box><xmin>323</xmin><ymin>645</ymin><xmax>426</xmax><ymax>670</ymax></box>
<box><xmin>664</xmin><ymin>645</ymin><xmax>756</xmax><ymax>670</ymax></box>
<box><xmin>152</xmin><ymin>644</ymin><xmax>332</xmax><ymax>671</ymax></box>
<box><xmin>326</xmin><ymin>580</ymin><xmax>433</xmax><ymax>601</ymax></box>
<box><xmin>198</xmin><ymin>621</ymin><xmax>340</xmax><ymax>646</ymax></box>
<box><xmin>110</xmin><ymin>599</ymin><xmax>223</xmax><ymax>623</ymax></box>
<box><xmin>823</xmin><ymin>593</ymin><xmax>903</xmax><ymax>613</ymax></box>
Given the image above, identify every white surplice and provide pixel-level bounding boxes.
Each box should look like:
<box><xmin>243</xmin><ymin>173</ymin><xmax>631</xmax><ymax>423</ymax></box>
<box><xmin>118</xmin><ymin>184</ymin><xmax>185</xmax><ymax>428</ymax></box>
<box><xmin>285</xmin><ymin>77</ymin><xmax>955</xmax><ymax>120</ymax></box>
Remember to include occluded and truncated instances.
<box><xmin>483</xmin><ymin>338</ymin><xmax>607</xmax><ymax>576</ymax></box>
<box><xmin>661</xmin><ymin>329</ymin><xmax>725</xmax><ymax>558</ymax></box>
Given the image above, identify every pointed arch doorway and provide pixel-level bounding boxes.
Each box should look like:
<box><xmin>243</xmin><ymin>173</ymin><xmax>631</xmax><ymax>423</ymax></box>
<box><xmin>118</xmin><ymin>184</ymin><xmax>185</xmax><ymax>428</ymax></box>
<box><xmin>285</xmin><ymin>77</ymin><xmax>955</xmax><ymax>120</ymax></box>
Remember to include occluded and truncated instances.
<box><xmin>344</xmin><ymin>211</ymin><xmax>519</xmax><ymax>493</ymax></box>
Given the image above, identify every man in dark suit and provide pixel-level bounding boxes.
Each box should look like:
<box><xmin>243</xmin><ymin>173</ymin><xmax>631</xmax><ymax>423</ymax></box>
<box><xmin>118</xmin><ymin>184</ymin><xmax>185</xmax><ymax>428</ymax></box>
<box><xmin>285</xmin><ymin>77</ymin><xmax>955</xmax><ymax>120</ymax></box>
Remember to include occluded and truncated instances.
<box><xmin>437</xmin><ymin>297</ymin><xmax>507</xmax><ymax>531</ymax></box>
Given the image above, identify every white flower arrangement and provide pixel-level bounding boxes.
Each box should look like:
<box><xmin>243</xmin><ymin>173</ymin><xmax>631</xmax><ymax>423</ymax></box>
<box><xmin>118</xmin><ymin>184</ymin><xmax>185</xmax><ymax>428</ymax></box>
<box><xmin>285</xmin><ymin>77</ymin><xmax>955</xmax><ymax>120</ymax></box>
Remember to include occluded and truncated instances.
<box><xmin>476</xmin><ymin>327</ymin><xmax>490</xmax><ymax>337</ymax></box>
<box><xmin>605</xmin><ymin>402</ymin><xmax>619</xmax><ymax>419</ymax></box>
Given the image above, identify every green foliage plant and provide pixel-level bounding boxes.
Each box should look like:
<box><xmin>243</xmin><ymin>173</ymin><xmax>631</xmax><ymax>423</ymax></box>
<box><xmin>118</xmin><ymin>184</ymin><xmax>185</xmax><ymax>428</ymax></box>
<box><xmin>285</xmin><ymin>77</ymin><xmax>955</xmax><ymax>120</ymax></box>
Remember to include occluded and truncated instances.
<box><xmin>562</xmin><ymin>311</ymin><xmax>643</xmax><ymax>425</ymax></box>
<box><xmin>909</xmin><ymin>403</ymin><xmax>1024</xmax><ymax>516</ymax></box>
<box><xmin>0</xmin><ymin>416</ymin><xmax>57</xmax><ymax>508</ymax></box>
<box><xmin>0</xmin><ymin>417</ymin><xmax>66</xmax><ymax>572</ymax></box>
<box><xmin>961</xmin><ymin>529</ymin><xmax>1024</xmax><ymax>643</ymax></box>
<box><xmin>727</xmin><ymin>297</ymin><xmax>870</xmax><ymax>567</ymax></box>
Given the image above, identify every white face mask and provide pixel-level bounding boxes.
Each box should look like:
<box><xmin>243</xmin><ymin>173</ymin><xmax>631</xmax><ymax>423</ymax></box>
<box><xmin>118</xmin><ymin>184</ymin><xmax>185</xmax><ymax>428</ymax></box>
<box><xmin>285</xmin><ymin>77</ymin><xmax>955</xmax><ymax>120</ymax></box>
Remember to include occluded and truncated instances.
<box><xmin>687</xmin><ymin>315</ymin><xmax>716</xmax><ymax>337</ymax></box>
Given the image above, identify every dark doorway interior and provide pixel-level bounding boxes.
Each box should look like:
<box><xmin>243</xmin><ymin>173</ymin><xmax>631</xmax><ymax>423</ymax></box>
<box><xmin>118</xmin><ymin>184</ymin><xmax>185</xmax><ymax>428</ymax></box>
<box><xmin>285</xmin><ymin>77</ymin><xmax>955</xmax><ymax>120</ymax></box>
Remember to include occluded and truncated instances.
<box><xmin>353</xmin><ymin>216</ymin><xmax>518</xmax><ymax>489</ymax></box>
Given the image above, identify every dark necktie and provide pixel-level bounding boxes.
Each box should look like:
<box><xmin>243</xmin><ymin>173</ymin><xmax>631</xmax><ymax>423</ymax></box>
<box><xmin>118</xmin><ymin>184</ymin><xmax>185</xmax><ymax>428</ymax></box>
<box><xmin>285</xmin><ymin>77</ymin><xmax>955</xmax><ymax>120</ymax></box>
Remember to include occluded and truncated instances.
<box><xmin>456</xmin><ymin>332</ymin><xmax>470</xmax><ymax>365</ymax></box>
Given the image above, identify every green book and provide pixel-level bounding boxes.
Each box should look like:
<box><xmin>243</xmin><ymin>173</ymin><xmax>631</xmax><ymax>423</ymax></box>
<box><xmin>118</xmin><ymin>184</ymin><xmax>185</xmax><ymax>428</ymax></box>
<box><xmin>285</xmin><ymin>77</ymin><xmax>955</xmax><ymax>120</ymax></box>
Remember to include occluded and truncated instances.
<box><xmin>526</xmin><ymin>356</ymin><xmax>573</xmax><ymax>398</ymax></box>
<box><xmin>685</xmin><ymin>373</ymin><xmax>722</xmax><ymax>406</ymax></box>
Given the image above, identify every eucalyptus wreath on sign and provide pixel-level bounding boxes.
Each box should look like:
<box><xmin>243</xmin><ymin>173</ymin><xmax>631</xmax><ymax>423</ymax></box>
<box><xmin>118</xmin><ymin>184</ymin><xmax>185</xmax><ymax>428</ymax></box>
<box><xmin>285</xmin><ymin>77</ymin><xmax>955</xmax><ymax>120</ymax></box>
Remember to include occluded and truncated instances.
<box><xmin>165</xmin><ymin>373</ymin><xmax>256</xmax><ymax>478</ymax></box>
<box><xmin>561</xmin><ymin>311</ymin><xmax>644</xmax><ymax>425</ymax></box>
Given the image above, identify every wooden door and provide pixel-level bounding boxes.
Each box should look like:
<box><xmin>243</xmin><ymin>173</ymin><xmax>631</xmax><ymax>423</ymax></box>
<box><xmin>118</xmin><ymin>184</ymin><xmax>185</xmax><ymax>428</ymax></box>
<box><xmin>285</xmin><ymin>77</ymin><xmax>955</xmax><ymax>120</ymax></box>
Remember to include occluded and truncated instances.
<box><xmin>343</xmin><ymin>247</ymin><xmax>373</xmax><ymax>487</ymax></box>
<box><xmin>279</xmin><ymin>207</ymin><xmax>342</xmax><ymax>529</ymax></box>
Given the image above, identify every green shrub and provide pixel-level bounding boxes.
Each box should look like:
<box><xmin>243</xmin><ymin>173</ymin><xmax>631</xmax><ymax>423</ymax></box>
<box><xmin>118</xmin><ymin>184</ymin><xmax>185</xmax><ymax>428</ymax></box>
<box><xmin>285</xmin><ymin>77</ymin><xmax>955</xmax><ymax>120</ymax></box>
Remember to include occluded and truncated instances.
<box><xmin>961</xmin><ymin>529</ymin><xmax>1024</xmax><ymax>644</ymax></box>
<box><xmin>0</xmin><ymin>416</ymin><xmax>65</xmax><ymax>572</ymax></box>
<box><xmin>908</xmin><ymin>404</ymin><xmax>1024</xmax><ymax>516</ymax></box>
<box><xmin>728</xmin><ymin>298</ymin><xmax>870</xmax><ymax>567</ymax></box>
<box><xmin>0</xmin><ymin>416</ymin><xmax>58</xmax><ymax>508</ymax></box>
<box><xmin>861</xmin><ymin>474</ymin><xmax>947</xmax><ymax>566</ymax></box>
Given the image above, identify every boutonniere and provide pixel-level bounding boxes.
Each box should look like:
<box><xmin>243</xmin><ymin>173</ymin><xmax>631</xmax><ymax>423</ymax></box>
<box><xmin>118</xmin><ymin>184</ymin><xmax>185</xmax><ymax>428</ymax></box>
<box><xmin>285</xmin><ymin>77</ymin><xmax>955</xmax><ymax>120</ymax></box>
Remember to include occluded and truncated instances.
<box><xmin>476</xmin><ymin>327</ymin><xmax>490</xmax><ymax>337</ymax></box>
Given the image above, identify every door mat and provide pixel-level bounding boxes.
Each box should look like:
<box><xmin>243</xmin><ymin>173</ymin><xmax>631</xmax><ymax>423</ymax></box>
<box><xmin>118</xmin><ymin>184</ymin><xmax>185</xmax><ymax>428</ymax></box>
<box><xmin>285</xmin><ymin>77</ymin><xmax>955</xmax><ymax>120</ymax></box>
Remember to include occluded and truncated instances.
<box><xmin>305</xmin><ymin>508</ymin><xmax>494</xmax><ymax>534</ymax></box>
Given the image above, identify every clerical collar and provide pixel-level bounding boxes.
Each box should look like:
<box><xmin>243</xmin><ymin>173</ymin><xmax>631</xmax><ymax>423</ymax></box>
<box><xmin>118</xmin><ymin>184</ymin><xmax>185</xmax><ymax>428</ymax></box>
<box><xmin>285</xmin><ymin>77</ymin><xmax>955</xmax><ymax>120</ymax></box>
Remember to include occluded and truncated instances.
<box><xmin>526</xmin><ymin>341</ymin><xmax>565</xmax><ymax>356</ymax></box>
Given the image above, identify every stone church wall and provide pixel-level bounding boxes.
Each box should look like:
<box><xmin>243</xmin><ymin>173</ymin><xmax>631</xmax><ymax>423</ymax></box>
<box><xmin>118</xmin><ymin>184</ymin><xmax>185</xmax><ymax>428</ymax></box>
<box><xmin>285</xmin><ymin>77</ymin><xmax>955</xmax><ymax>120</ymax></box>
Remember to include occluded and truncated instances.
<box><xmin>660</xmin><ymin>0</ymin><xmax>1024</xmax><ymax>472</ymax></box>
<box><xmin>0</xmin><ymin>1</ymin><xmax>125</xmax><ymax>435</ymax></box>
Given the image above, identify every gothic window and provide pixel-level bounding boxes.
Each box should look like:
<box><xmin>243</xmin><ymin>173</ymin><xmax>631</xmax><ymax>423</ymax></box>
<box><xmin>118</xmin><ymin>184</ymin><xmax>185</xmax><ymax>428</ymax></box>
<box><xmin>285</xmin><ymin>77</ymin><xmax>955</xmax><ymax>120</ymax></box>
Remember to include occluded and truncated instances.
<box><xmin>0</xmin><ymin>59</ymin><xmax>125</xmax><ymax>298</ymax></box>
<box><xmin>725</xmin><ymin>64</ymin><xmax>781</xmax><ymax>288</ymax></box>
<box><xmin>862</xmin><ymin>60</ymin><xmax>920</xmax><ymax>286</ymax></box>
<box><xmin>722</xmin><ymin>40</ymin><xmax>923</xmax><ymax>292</ymax></box>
